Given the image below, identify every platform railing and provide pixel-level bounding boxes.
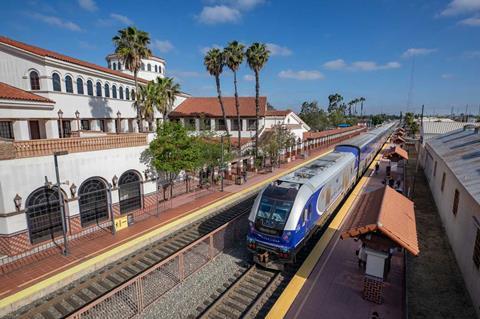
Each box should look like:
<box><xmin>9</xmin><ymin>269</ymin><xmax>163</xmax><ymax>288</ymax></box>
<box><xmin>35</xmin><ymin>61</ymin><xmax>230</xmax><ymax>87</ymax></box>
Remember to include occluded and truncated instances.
<box><xmin>68</xmin><ymin>212</ymin><xmax>248</xmax><ymax>319</ymax></box>
<box><xmin>0</xmin><ymin>133</ymin><xmax>148</xmax><ymax>160</ymax></box>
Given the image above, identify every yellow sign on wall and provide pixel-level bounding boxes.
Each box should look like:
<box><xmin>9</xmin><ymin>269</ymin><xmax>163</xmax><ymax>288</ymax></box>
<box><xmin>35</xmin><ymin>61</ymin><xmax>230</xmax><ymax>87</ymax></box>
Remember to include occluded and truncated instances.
<box><xmin>114</xmin><ymin>216</ymin><xmax>128</xmax><ymax>231</ymax></box>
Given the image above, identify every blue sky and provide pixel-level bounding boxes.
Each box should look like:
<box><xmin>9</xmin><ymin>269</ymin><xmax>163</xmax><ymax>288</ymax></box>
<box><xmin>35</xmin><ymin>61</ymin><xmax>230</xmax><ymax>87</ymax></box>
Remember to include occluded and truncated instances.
<box><xmin>1</xmin><ymin>0</ymin><xmax>480</xmax><ymax>115</ymax></box>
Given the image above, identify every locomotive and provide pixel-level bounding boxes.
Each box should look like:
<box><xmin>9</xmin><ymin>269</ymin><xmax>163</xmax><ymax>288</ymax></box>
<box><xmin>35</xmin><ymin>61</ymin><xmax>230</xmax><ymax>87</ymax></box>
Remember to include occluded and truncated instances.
<box><xmin>247</xmin><ymin>123</ymin><xmax>395</xmax><ymax>269</ymax></box>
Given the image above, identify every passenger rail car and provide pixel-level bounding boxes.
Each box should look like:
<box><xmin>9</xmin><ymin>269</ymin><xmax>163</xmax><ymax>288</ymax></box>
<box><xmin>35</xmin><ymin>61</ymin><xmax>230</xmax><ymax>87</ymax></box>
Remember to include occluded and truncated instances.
<box><xmin>247</xmin><ymin>122</ymin><xmax>395</xmax><ymax>269</ymax></box>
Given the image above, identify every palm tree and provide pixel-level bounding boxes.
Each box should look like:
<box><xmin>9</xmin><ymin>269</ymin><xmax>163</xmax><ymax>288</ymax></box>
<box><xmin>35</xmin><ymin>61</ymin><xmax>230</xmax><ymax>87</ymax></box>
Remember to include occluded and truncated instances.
<box><xmin>359</xmin><ymin>97</ymin><xmax>366</xmax><ymax>117</ymax></box>
<box><xmin>155</xmin><ymin>77</ymin><xmax>181</xmax><ymax>120</ymax></box>
<box><xmin>224</xmin><ymin>41</ymin><xmax>245</xmax><ymax>155</ymax></box>
<box><xmin>204</xmin><ymin>48</ymin><xmax>230</xmax><ymax>143</ymax></box>
<box><xmin>113</xmin><ymin>26</ymin><xmax>152</xmax><ymax>132</ymax></box>
<box><xmin>246</xmin><ymin>43</ymin><xmax>270</xmax><ymax>158</ymax></box>
<box><xmin>347</xmin><ymin>100</ymin><xmax>355</xmax><ymax>116</ymax></box>
<box><xmin>138</xmin><ymin>81</ymin><xmax>158</xmax><ymax>130</ymax></box>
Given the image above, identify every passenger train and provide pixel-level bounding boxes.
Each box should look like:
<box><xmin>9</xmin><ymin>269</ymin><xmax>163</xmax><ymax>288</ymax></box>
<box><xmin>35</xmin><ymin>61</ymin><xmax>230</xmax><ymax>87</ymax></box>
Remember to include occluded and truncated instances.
<box><xmin>247</xmin><ymin>122</ymin><xmax>396</xmax><ymax>269</ymax></box>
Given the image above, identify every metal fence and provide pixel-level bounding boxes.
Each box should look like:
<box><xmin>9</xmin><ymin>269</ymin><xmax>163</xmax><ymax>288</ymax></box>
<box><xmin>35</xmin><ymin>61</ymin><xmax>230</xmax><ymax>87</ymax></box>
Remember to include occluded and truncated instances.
<box><xmin>69</xmin><ymin>214</ymin><xmax>247</xmax><ymax>319</ymax></box>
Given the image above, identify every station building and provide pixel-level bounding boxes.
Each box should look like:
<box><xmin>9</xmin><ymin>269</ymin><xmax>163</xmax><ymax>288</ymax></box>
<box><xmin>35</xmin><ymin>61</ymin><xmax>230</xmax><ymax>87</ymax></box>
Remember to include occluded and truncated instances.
<box><xmin>423</xmin><ymin>125</ymin><xmax>480</xmax><ymax>316</ymax></box>
<box><xmin>0</xmin><ymin>36</ymin><xmax>327</xmax><ymax>263</ymax></box>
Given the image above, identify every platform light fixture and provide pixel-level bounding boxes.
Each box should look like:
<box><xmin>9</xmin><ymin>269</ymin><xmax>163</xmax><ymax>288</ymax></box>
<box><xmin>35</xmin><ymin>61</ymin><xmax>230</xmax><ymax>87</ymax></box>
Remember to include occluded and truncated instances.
<box><xmin>14</xmin><ymin>194</ymin><xmax>22</xmax><ymax>211</ymax></box>
<box><xmin>112</xmin><ymin>175</ymin><xmax>118</xmax><ymax>188</ymax></box>
<box><xmin>70</xmin><ymin>183</ymin><xmax>77</xmax><ymax>198</ymax></box>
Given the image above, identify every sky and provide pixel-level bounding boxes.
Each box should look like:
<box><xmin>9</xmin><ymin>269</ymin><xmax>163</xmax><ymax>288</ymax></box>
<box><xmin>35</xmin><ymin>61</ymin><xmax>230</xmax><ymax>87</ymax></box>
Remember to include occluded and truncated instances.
<box><xmin>1</xmin><ymin>0</ymin><xmax>480</xmax><ymax>115</ymax></box>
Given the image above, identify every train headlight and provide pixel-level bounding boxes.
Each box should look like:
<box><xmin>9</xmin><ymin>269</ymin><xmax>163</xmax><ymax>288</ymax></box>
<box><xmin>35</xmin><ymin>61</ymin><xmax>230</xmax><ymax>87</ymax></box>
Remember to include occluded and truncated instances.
<box><xmin>282</xmin><ymin>231</ymin><xmax>292</xmax><ymax>243</ymax></box>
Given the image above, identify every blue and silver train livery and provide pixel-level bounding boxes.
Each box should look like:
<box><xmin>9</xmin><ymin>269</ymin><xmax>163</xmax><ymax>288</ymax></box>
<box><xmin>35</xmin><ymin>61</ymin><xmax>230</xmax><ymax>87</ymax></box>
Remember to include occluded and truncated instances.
<box><xmin>247</xmin><ymin>122</ymin><xmax>395</xmax><ymax>269</ymax></box>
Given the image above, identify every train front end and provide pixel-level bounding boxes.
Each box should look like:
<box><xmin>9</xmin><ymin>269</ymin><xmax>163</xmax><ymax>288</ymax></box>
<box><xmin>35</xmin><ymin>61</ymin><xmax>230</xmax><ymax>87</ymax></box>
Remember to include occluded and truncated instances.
<box><xmin>247</xmin><ymin>181</ymin><xmax>304</xmax><ymax>270</ymax></box>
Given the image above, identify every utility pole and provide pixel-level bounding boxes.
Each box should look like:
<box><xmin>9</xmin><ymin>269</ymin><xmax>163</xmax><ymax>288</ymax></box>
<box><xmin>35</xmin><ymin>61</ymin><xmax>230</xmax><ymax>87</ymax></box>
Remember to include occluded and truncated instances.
<box><xmin>421</xmin><ymin>104</ymin><xmax>424</xmax><ymax>126</ymax></box>
<box><xmin>220</xmin><ymin>135</ymin><xmax>224</xmax><ymax>192</ymax></box>
<box><xmin>465</xmin><ymin>104</ymin><xmax>469</xmax><ymax>122</ymax></box>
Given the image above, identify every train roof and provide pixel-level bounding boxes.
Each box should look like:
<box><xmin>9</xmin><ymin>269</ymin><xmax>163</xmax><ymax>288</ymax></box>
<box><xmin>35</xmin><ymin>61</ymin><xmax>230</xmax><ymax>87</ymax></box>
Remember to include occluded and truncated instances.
<box><xmin>279</xmin><ymin>151</ymin><xmax>354</xmax><ymax>187</ymax></box>
<box><xmin>336</xmin><ymin>123</ymin><xmax>395</xmax><ymax>149</ymax></box>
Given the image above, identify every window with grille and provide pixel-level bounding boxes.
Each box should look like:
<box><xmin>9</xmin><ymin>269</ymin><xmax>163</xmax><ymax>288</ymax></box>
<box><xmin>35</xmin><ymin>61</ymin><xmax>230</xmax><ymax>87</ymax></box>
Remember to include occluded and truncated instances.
<box><xmin>81</xmin><ymin>120</ymin><xmax>90</xmax><ymax>131</ymax></box>
<box><xmin>119</xmin><ymin>87</ymin><xmax>124</xmax><ymax>99</ymax></box>
<box><xmin>0</xmin><ymin>121</ymin><xmax>14</xmax><ymax>139</ymax></box>
<box><xmin>247</xmin><ymin>119</ymin><xmax>257</xmax><ymax>130</ymax></box>
<box><xmin>126</xmin><ymin>88</ymin><xmax>130</xmax><ymax>100</ymax></box>
<box><xmin>441</xmin><ymin>172</ymin><xmax>446</xmax><ymax>192</ymax></box>
<box><xmin>58</xmin><ymin>120</ymin><xmax>72</xmax><ymax>138</ymax></box>
<box><xmin>30</xmin><ymin>71</ymin><xmax>40</xmax><ymax>90</ymax></box>
<box><xmin>78</xmin><ymin>179</ymin><xmax>109</xmax><ymax>227</ymax></box>
<box><xmin>452</xmin><ymin>189</ymin><xmax>459</xmax><ymax>216</ymax></box>
<box><xmin>99</xmin><ymin>120</ymin><xmax>106</xmax><ymax>132</ymax></box>
<box><xmin>65</xmin><ymin>76</ymin><xmax>73</xmax><ymax>93</ymax></box>
<box><xmin>216</xmin><ymin>119</ymin><xmax>226</xmax><ymax>131</ymax></box>
<box><xmin>200</xmin><ymin>118</ymin><xmax>211</xmax><ymax>130</ymax></box>
<box><xmin>26</xmin><ymin>187</ymin><xmax>63</xmax><ymax>244</ymax></box>
<box><xmin>87</xmin><ymin>80</ymin><xmax>93</xmax><ymax>96</ymax></box>
<box><xmin>96</xmin><ymin>82</ymin><xmax>102</xmax><ymax>97</ymax></box>
<box><xmin>473</xmin><ymin>228</ymin><xmax>480</xmax><ymax>269</ymax></box>
<box><xmin>232</xmin><ymin>119</ymin><xmax>243</xmax><ymax>131</ymax></box>
<box><xmin>119</xmin><ymin>171</ymin><xmax>142</xmax><ymax>214</ymax></box>
<box><xmin>112</xmin><ymin>85</ymin><xmax>117</xmax><ymax>99</ymax></box>
<box><xmin>52</xmin><ymin>73</ymin><xmax>61</xmax><ymax>92</ymax></box>
<box><xmin>77</xmin><ymin>78</ymin><xmax>84</xmax><ymax>95</ymax></box>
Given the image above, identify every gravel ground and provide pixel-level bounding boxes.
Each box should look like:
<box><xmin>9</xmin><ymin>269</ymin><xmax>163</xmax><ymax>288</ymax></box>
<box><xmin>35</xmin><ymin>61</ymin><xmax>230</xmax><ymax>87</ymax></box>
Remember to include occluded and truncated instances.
<box><xmin>142</xmin><ymin>241</ymin><xmax>250</xmax><ymax>319</ymax></box>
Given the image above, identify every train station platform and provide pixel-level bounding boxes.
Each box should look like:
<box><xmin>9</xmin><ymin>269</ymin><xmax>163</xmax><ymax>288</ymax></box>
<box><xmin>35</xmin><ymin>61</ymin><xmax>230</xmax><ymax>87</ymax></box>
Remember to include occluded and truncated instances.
<box><xmin>0</xmin><ymin>144</ymin><xmax>339</xmax><ymax>316</ymax></box>
<box><xmin>268</xmin><ymin>142</ymin><xmax>414</xmax><ymax>319</ymax></box>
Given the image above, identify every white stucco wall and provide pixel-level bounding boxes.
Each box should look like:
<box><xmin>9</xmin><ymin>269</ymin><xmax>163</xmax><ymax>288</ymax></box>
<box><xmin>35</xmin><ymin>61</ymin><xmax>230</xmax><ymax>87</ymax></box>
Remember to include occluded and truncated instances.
<box><xmin>424</xmin><ymin>144</ymin><xmax>480</xmax><ymax>315</ymax></box>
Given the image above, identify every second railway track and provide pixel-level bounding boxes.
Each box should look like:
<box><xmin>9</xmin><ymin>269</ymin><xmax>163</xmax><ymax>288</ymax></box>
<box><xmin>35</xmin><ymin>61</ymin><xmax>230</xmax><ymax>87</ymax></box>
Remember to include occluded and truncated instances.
<box><xmin>7</xmin><ymin>195</ymin><xmax>256</xmax><ymax>319</ymax></box>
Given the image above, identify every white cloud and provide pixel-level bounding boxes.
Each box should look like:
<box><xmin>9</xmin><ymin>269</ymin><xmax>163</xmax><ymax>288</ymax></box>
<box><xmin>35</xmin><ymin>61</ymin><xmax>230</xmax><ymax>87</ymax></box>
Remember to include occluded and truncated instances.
<box><xmin>200</xmin><ymin>44</ymin><xmax>222</xmax><ymax>55</ymax></box>
<box><xmin>244</xmin><ymin>74</ymin><xmax>255</xmax><ymax>81</ymax></box>
<box><xmin>323</xmin><ymin>59</ymin><xmax>400</xmax><ymax>71</ymax></box>
<box><xmin>278</xmin><ymin>70</ymin><xmax>325</xmax><ymax>80</ymax></box>
<box><xmin>464</xmin><ymin>50</ymin><xmax>480</xmax><ymax>58</ymax></box>
<box><xmin>206</xmin><ymin>0</ymin><xmax>265</xmax><ymax>11</ymax></box>
<box><xmin>31</xmin><ymin>13</ymin><xmax>81</xmax><ymax>31</ymax></box>
<box><xmin>266</xmin><ymin>43</ymin><xmax>292</xmax><ymax>56</ymax></box>
<box><xmin>441</xmin><ymin>73</ymin><xmax>454</xmax><ymax>79</ymax></box>
<box><xmin>402</xmin><ymin>48</ymin><xmax>437</xmax><ymax>58</ymax></box>
<box><xmin>440</xmin><ymin>0</ymin><xmax>480</xmax><ymax>16</ymax></box>
<box><xmin>459</xmin><ymin>16</ymin><xmax>480</xmax><ymax>25</ymax></box>
<box><xmin>78</xmin><ymin>0</ymin><xmax>97</xmax><ymax>12</ymax></box>
<box><xmin>323</xmin><ymin>59</ymin><xmax>347</xmax><ymax>70</ymax></box>
<box><xmin>153</xmin><ymin>39</ymin><xmax>174</xmax><ymax>53</ymax></box>
<box><xmin>110</xmin><ymin>13</ymin><xmax>133</xmax><ymax>25</ymax></box>
<box><xmin>197</xmin><ymin>5</ymin><xmax>241</xmax><ymax>24</ymax></box>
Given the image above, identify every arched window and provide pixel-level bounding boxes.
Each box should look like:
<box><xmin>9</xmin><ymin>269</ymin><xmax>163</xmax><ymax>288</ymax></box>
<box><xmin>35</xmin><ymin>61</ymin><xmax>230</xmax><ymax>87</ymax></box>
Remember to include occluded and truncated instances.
<box><xmin>78</xmin><ymin>178</ymin><xmax>109</xmax><ymax>227</ymax></box>
<box><xmin>118</xmin><ymin>62</ymin><xmax>122</xmax><ymax>70</ymax></box>
<box><xmin>87</xmin><ymin>80</ymin><xmax>93</xmax><ymax>96</ymax></box>
<box><xmin>104</xmin><ymin>83</ymin><xmax>110</xmax><ymax>98</ymax></box>
<box><xmin>65</xmin><ymin>75</ymin><xmax>73</xmax><ymax>93</ymax></box>
<box><xmin>77</xmin><ymin>78</ymin><xmax>84</xmax><ymax>94</ymax></box>
<box><xmin>147</xmin><ymin>64</ymin><xmax>151</xmax><ymax>72</ymax></box>
<box><xmin>52</xmin><ymin>73</ymin><xmax>61</xmax><ymax>92</ymax></box>
<box><xmin>131</xmin><ymin>89</ymin><xmax>135</xmax><ymax>101</ymax></box>
<box><xmin>25</xmin><ymin>187</ymin><xmax>63</xmax><ymax>244</ymax></box>
<box><xmin>155</xmin><ymin>65</ymin><xmax>158</xmax><ymax>73</ymax></box>
<box><xmin>112</xmin><ymin>85</ymin><xmax>117</xmax><ymax>99</ymax></box>
<box><xmin>119</xmin><ymin>171</ymin><xmax>142</xmax><ymax>214</ymax></box>
<box><xmin>141</xmin><ymin>63</ymin><xmax>145</xmax><ymax>71</ymax></box>
<box><xmin>119</xmin><ymin>87</ymin><xmax>124</xmax><ymax>99</ymax></box>
<box><xmin>159</xmin><ymin>65</ymin><xmax>162</xmax><ymax>74</ymax></box>
<box><xmin>96</xmin><ymin>82</ymin><xmax>102</xmax><ymax>97</ymax></box>
<box><xmin>112</xmin><ymin>62</ymin><xmax>117</xmax><ymax>70</ymax></box>
<box><xmin>126</xmin><ymin>88</ymin><xmax>130</xmax><ymax>100</ymax></box>
<box><xmin>30</xmin><ymin>71</ymin><xmax>40</xmax><ymax>90</ymax></box>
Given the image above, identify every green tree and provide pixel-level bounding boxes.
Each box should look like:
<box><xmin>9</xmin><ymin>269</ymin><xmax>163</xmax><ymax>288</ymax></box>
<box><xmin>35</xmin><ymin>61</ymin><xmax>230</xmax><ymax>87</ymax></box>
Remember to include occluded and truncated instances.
<box><xmin>113</xmin><ymin>26</ymin><xmax>152</xmax><ymax>132</ymax></box>
<box><xmin>259</xmin><ymin>125</ymin><xmax>295</xmax><ymax>167</ymax></box>
<box><xmin>299</xmin><ymin>101</ymin><xmax>329</xmax><ymax>131</ymax></box>
<box><xmin>137</xmin><ymin>81</ymin><xmax>158</xmax><ymax>131</ymax></box>
<box><xmin>154</xmin><ymin>76</ymin><xmax>181</xmax><ymax>119</ymax></box>
<box><xmin>246</xmin><ymin>43</ymin><xmax>270</xmax><ymax>158</ymax></box>
<box><xmin>328</xmin><ymin>93</ymin><xmax>344</xmax><ymax>113</ymax></box>
<box><xmin>147</xmin><ymin>121</ymin><xmax>201</xmax><ymax>195</ymax></box>
<box><xmin>224</xmin><ymin>41</ymin><xmax>245</xmax><ymax>155</ymax></box>
<box><xmin>204</xmin><ymin>48</ymin><xmax>230</xmax><ymax>144</ymax></box>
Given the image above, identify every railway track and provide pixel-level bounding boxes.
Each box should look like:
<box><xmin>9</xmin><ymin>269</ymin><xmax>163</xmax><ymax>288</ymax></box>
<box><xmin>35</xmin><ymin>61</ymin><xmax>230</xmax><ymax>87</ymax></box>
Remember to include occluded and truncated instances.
<box><xmin>8</xmin><ymin>196</ymin><xmax>256</xmax><ymax>319</ymax></box>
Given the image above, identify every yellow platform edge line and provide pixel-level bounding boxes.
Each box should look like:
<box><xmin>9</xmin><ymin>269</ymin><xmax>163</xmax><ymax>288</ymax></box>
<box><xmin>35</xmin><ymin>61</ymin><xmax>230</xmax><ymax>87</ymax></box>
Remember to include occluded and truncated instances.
<box><xmin>266</xmin><ymin>143</ymin><xmax>389</xmax><ymax>319</ymax></box>
<box><xmin>0</xmin><ymin>149</ymin><xmax>333</xmax><ymax>309</ymax></box>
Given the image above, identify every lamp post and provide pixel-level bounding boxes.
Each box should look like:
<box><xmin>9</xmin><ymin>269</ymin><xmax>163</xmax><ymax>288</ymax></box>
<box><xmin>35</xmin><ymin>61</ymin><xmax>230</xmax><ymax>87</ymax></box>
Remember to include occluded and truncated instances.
<box><xmin>75</xmin><ymin>110</ymin><xmax>80</xmax><ymax>133</ymax></box>
<box><xmin>57</xmin><ymin>109</ymin><xmax>64</xmax><ymax>138</ymax></box>
<box><xmin>14</xmin><ymin>194</ymin><xmax>22</xmax><ymax>212</ymax></box>
<box><xmin>220</xmin><ymin>135</ymin><xmax>224</xmax><ymax>192</ymax></box>
<box><xmin>117</xmin><ymin>111</ymin><xmax>122</xmax><ymax>134</ymax></box>
<box><xmin>53</xmin><ymin>151</ymin><xmax>69</xmax><ymax>256</ymax></box>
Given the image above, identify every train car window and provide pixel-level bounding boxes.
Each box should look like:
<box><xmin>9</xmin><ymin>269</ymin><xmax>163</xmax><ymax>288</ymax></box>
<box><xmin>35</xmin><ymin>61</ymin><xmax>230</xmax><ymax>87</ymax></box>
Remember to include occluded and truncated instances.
<box><xmin>255</xmin><ymin>195</ymin><xmax>294</xmax><ymax>234</ymax></box>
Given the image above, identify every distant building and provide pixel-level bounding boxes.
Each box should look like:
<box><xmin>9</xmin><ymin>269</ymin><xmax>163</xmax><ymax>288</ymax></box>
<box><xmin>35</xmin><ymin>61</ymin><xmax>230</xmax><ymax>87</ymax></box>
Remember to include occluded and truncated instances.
<box><xmin>423</xmin><ymin>125</ymin><xmax>480</xmax><ymax>316</ymax></box>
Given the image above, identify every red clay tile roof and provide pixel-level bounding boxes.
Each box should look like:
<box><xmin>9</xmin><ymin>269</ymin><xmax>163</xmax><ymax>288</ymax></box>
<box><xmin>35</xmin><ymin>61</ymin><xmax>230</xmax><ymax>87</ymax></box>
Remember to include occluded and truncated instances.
<box><xmin>384</xmin><ymin>146</ymin><xmax>409</xmax><ymax>160</ymax></box>
<box><xmin>0</xmin><ymin>82</ymin><xmax>55</xmax><ymax>103</ymax></box>
<box><xmin>303</xmin><ymin>126</ymin><xmax>361</xmax><ymax>140</ymax></box>
<box><xmin>341</xmin><ymin>186</ymin><xmax>419</xmax><ymax>256</ymax></box>
<box><xmin>393</xmin><ymin>135</ymin><xmax>406</xmax><ymax>143</ymax></box>
<box><xmin>265</xmin><ymin>109</ymin><xmax>291</xmax><ymax>116</ymax></box>
<box><xmin>169</xmin><ymin>97</ymin><xmax>267</xmax><ymax>118</ymax></box>
<box><xmin>0</xmin><ymin>36</ymin><xmax>145</xmax><ymax>83</ymax></box>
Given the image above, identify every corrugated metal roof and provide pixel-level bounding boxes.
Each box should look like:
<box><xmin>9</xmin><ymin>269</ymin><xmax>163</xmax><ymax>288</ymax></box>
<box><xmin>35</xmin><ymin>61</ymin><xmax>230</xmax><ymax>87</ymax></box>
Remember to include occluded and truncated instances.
<box><xmin>421</xmin><ymin>121</ymin><xmax>476</xmax><ymax>141</ymax></box>
<box><xmin>426</xmin><ymin>126</ymin><xmax>480</xmax><ymax>204</ymax></box>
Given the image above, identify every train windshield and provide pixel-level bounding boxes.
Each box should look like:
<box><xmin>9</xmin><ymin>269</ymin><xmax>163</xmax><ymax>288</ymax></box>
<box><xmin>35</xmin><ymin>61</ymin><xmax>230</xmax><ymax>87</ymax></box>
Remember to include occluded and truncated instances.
<box><xmin>254</xmin><ymin>182</ymin><xmax>299</xmax><ymax>235</ymax></box>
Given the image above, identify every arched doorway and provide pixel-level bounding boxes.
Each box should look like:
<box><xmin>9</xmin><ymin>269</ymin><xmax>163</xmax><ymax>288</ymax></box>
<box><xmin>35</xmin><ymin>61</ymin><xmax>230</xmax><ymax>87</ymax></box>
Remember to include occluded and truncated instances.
<box><xmin>78</xmin><ymin>178</ymin><xmax>109</xmax><ymax>227</ymax></box>
<box><xmin>119</xmin><ymin>170</ymin><xmax>142</xmax><ymax>214</ymax></box>
<box><xmin>25</xmin><ymin>187</ymin><xmax>64</xmax><ymax>244</ymax></box>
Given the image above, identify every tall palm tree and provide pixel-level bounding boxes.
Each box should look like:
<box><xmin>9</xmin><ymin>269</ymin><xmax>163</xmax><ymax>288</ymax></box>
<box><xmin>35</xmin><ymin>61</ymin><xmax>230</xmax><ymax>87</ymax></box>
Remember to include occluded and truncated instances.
<box><xmin>113</xmin><ymin>26</ymin><xmax>151</xmax><ymax>132</ymax></box>
<box><xmin>138</xmin><ymin>81</ymin><xmax>158</xmax><ymax>130</ymax></box>
<box><xmin>224</xmin><ymin>41</ymin><xmax>245</xmax><ymax>155</ymax></box>
<box><xmin>204</xmin><ymin>48</ymin><xmax>230</xmax><ymax>143</ymax></box>
<box><xmin>359</xmin><ymin>97</ymin><xmax>366</xmax><ymax>117</ymax></box>
<box><xmin>155</xmin><ymin>76</ymin><xmax>181</xmax><ymax>120</ymax></box>
<box><xmin>246</xmin><ymin>43</ymin><xmax>270</xmax><ymax>158</ymax></box>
